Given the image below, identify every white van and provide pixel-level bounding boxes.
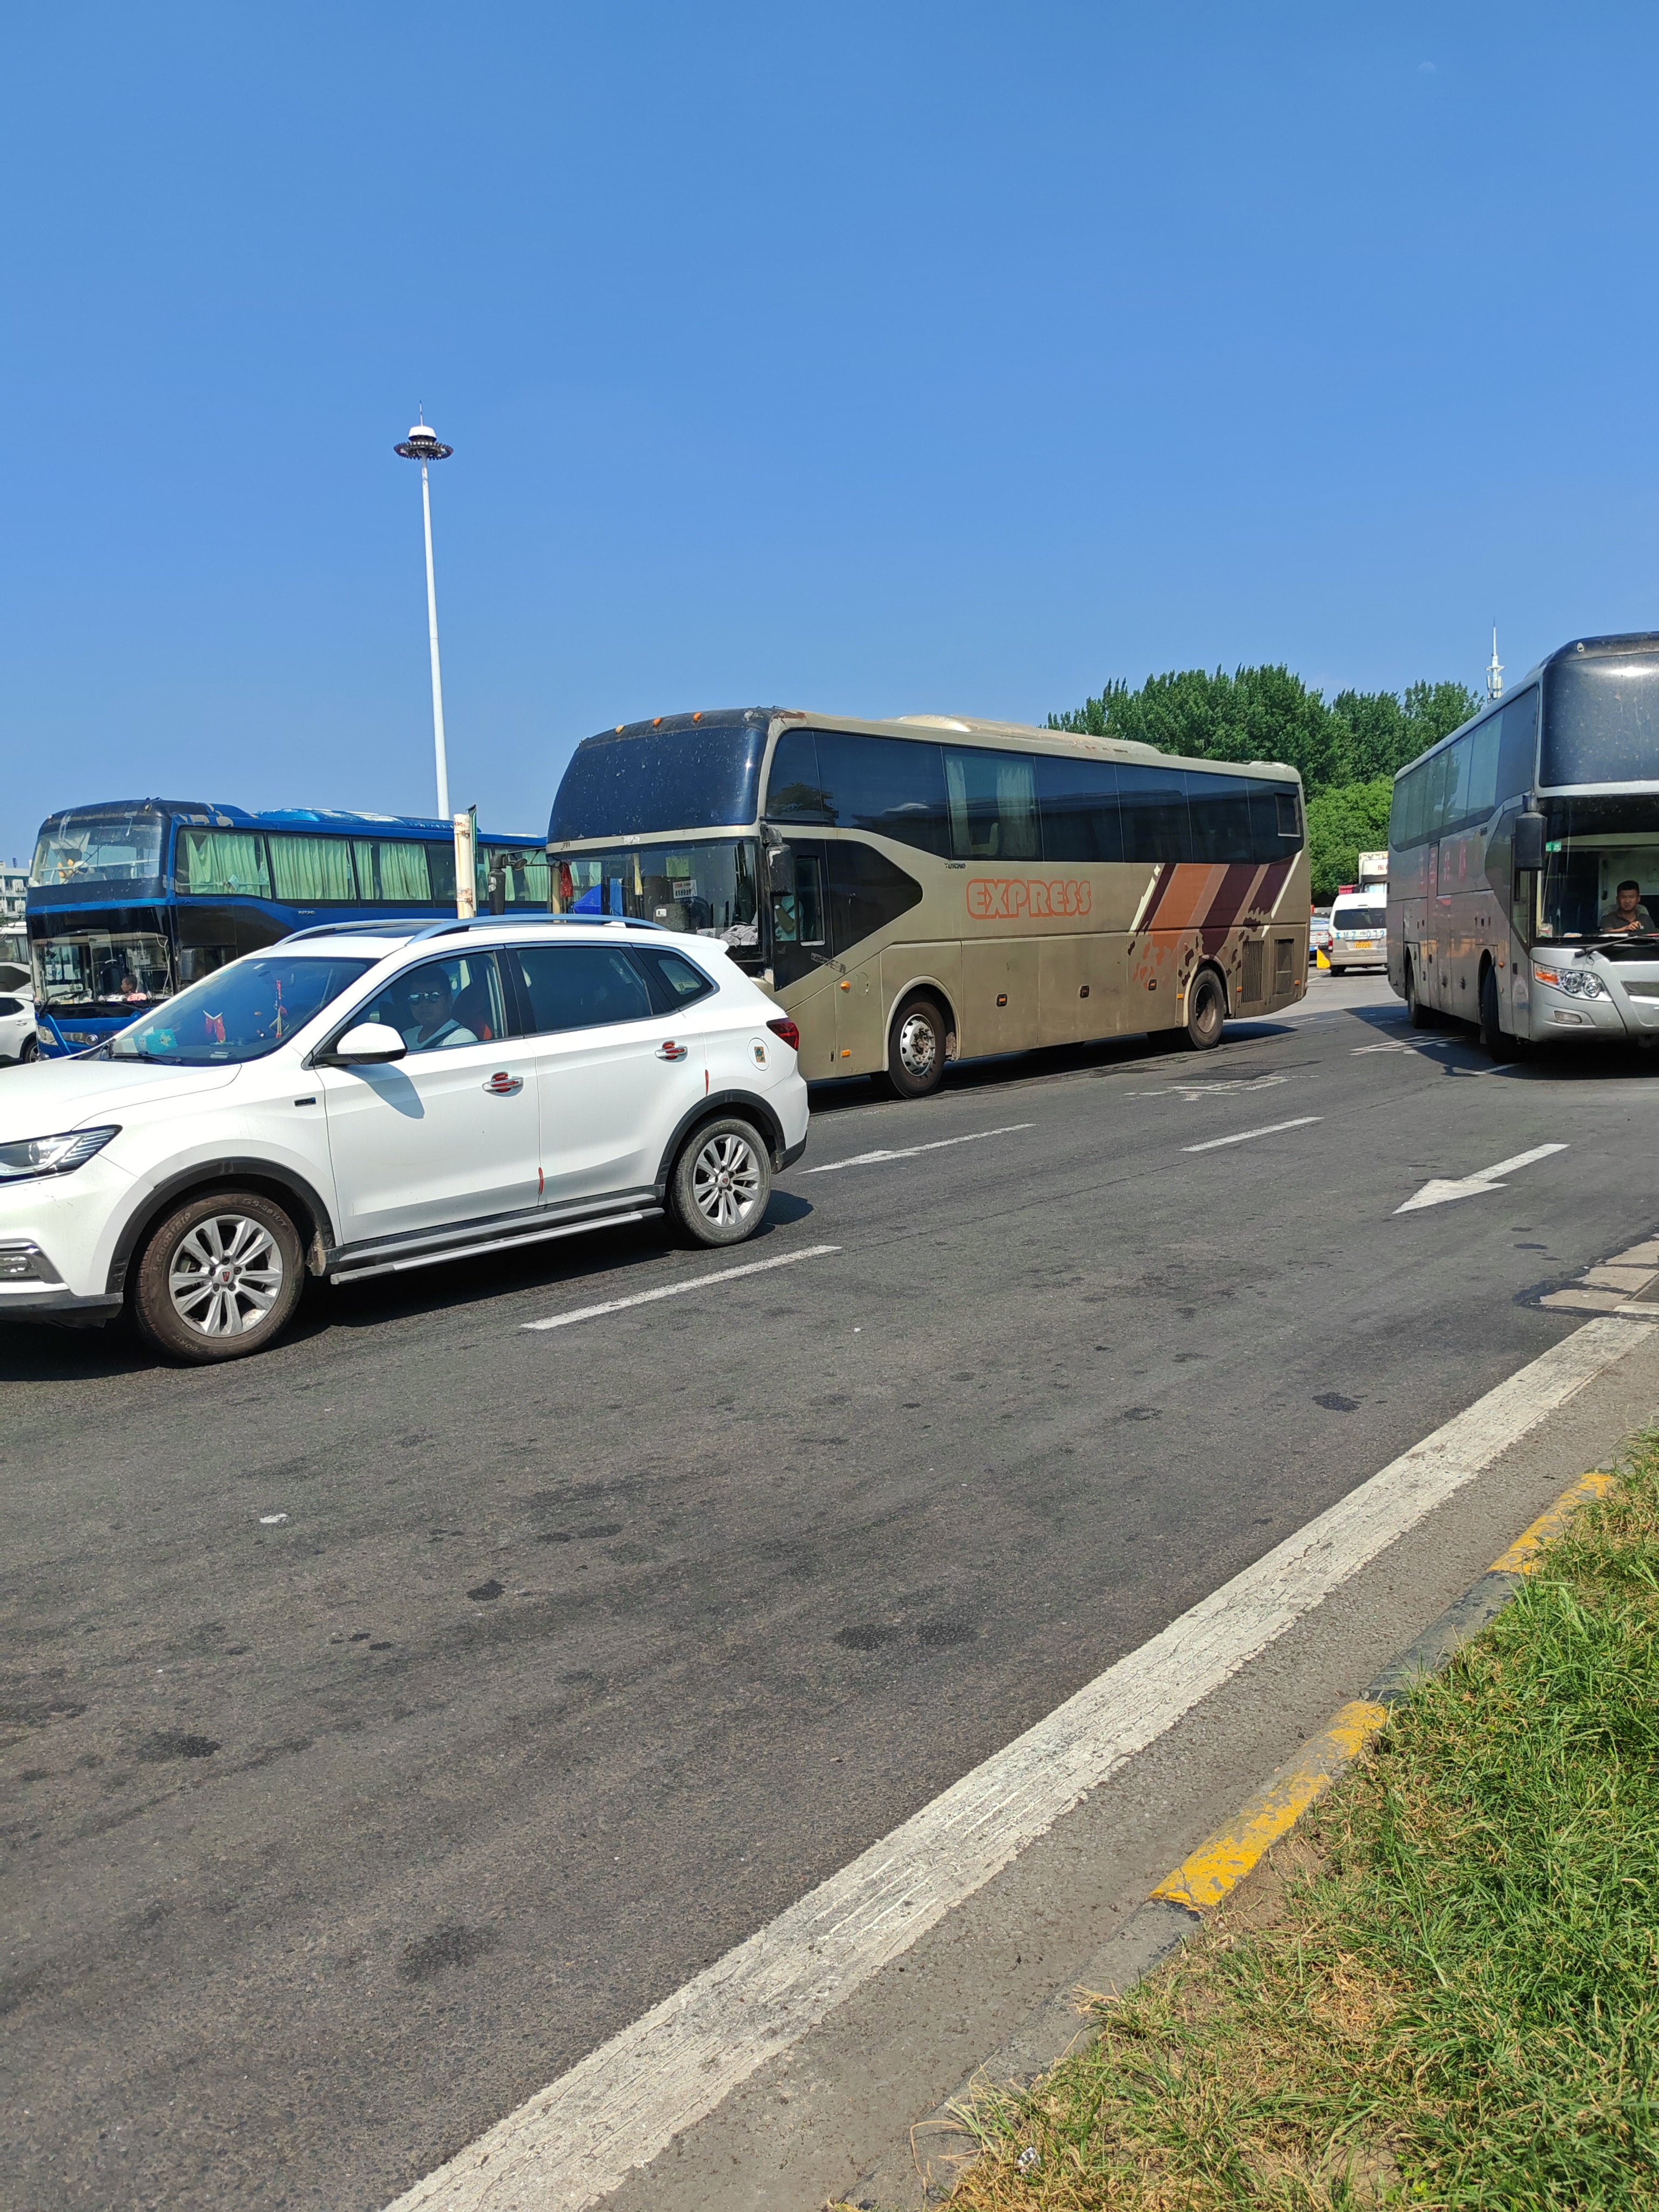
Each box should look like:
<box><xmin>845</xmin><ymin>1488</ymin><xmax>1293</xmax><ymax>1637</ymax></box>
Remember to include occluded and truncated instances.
<box><xmin>1326</xmin><ymin>890</ymin><xmax>1388</xmax><ymax>973</ymax></box>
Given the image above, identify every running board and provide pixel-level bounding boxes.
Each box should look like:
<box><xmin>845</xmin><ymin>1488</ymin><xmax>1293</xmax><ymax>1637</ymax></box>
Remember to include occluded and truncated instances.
<box><xmin>329</xmin><ymin>1208</ymin><xmax>664</xmax><ymax>1284</ymax></box>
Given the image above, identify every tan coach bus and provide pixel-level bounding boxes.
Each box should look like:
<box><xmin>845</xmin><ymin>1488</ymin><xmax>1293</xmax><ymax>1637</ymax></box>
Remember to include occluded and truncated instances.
<box><xmin>545</xmin><ymin>708</ymin><xmax>1310</xmax><ymax>1097</ymax></box>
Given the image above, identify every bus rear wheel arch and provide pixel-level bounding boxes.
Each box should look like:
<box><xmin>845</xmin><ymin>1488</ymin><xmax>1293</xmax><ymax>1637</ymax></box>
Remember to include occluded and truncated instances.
<box><xmin>1178</xmin><ymin>965</ymin><xmax>1226</xmax><ymax>1051</ymax></box>
<box><xmin>885</xmin><ymin>990</ymin><xmax>954</xmax><ymax>1099</ymax></box>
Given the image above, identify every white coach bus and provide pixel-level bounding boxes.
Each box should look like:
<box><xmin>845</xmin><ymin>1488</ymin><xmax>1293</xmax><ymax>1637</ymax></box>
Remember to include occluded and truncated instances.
<box><xmin>1388</xmin><ymin>630</ymin><xmax>1659</xmax><ymax>1054</ymax></box>
<box><xmin>545</xmin><ymin>708</ymin><xmax>1311</xmax><ymax>1097</ymax></box>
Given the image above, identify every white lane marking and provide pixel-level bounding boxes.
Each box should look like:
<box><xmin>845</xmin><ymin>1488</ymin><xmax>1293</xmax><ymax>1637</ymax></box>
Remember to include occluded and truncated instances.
<box><xmin>1395</xmin><ymin>1142</ymin><xmax>1570</xmax><ymax>1215</ymax></box>
<box><xmin>381</xmin><ymin>1312</ymin><xmax>1653</xmax><ymax>2212</ymax></box>
<box><xmin>806</xmin><ymin>1123</ymin><xmax>1034</xmax><ymax>1175</ymax></box>
<box><xmin>1182</xmin><ymin>1116</ymin><xmax>1321</xmax><ymax>1153</ymax></box>
<box><xmin>1127</xmin><ymin>1075</ymin><xmax>1289</xmax><ymax>1098</ymax></box>
<box><xmin>520</xmin><ymin>1245</ymin><xmax>841</xmax><ymax>1331</ymax></box>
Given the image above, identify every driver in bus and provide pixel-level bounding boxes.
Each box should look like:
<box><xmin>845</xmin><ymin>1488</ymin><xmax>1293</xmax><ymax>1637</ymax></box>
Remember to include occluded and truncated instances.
<box><xmin>400</xmin><ymin>970</ymin><xmax>477</xmax><ymax>1051</ymax></box>
<box><xmin>1600</xmin><ymin>880</ymin><xmax>1655</xmax><ymax>934</ymax></box>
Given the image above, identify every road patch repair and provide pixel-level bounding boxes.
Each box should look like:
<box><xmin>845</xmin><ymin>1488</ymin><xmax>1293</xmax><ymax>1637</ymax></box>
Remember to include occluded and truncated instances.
<box><xmin>382</xmin><ymin>1312</ymin><xmax>1654</xmax><ymax>2212</ymax></box>
<box><xmin>898</xmin><ymin>1445</ymin><xmax>1659</xmax><ymax>2209</ymax></box>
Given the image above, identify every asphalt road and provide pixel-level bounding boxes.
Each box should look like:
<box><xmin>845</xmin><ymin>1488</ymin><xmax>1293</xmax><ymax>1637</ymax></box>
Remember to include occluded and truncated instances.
<box><xmin>6</xmin><ymin>973</ymin><xmax>1659</xmax><ymax>2211</ymax></box>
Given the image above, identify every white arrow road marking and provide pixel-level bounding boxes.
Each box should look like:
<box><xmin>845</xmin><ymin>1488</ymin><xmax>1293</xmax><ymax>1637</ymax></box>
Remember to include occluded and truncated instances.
<box><xmin>1395</xmin><ymin>1142</ymin><xmax>1569</xmax><ymax>1214</ymax></box>
<box><xmin>807</xmin><ymin>1123</ymin><xmax>1034</xmax><ymax>1174</ymax></box>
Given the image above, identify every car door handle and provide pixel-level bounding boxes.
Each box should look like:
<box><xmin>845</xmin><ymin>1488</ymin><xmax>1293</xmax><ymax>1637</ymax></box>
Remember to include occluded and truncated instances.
<box><xmin>483</xmin><ymin>1072</ymin><xmax>524</xmax><ymax>1095</ymax></box>
<box><xmin>657</xmin><ymin>1041</ymin><xmax>689</xmax><ymax>1061</ymax></box>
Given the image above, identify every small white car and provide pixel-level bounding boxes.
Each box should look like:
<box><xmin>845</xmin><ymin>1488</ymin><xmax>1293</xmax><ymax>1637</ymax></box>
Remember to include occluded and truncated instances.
<box><xmin>1325</xmin><ymin>892</ymin><xmax>1388</xmax><ymax>974</ymax></box>
<box><xmin>0</xmin><ymin>917</ymin><xmax>809</xmax><ymax>1362</ymax></box>
<box><xmin>0</xmin><ymin>965</ymin><xmax>36</xmax><ymax>1064</ymax></box>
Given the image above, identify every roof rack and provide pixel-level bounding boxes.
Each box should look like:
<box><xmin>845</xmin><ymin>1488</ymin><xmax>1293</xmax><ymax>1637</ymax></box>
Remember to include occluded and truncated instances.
<box><xmin>277</xmin><ymin>912</ymin><xmax>673</xmax><ymax>947</ymax></box>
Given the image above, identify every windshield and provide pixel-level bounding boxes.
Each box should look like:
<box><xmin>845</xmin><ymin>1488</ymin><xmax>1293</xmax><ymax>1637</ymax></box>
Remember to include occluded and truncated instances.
<box><xmin>1536</xmin><ymin>797</ymin><xmax>1659</xmax><ymax>941</ymax></box>
<box><xmin>30</xmin><ymin>808</ymin><xmax>167</xmax><ymax>888</ymax></box>
<box><xmin>35</xmin><ymin>930</ymin><xmax>174</xmax><ymax>1007</ymax></box>
<box><xmin>1542</xmin><ymin>651</ymin><xmax>1659</xmax><ymax>787</ymax></box>
<box><xmin>551</xmin><ymin>720</ymin><xmax>767</xmax><ymax>840</ymax></box>
<box><xmin>548</xmin><ymin>840</ymin><xmax>759</xmax><ymax>948</ymax></box>
<box><xmin>108</xmin><ymin>955</ymin><xmax>375</xmax><ymax>1064</ymax></box>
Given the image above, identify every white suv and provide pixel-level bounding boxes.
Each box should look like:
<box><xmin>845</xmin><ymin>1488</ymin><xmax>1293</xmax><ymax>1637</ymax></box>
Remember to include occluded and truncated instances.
<box><xmin>0</xmin><ymin>916</ymin><xmax>809</xmax><ymax>1362</ymax></box>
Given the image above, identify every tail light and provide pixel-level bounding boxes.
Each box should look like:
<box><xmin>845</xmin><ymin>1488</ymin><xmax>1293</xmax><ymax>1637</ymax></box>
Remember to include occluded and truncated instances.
<box><xmin>767</xmin><ymin>1016</ymin><xmax>801</xmax><ymax>1053</ymax></box>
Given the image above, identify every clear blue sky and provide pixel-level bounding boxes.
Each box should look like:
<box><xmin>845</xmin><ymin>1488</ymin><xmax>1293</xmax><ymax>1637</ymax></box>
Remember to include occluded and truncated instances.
<box><xmin>5</xmin><ymin>2</ymin><xmax>1655</xmax><ymax>865</ymax></box>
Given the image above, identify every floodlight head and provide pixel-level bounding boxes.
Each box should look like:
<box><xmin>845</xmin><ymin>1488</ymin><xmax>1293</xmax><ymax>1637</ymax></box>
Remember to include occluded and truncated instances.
<box><xmin>395</xmin><ymin>420</ymin><xmax>453</xmax><ymax>461</ymax></box>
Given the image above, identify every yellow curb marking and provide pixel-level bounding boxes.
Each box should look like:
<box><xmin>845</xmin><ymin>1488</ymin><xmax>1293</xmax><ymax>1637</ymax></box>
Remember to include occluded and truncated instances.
<box><xmin>1149</xmin><ymin>1699</ymin><xmax>1388</xmax><ymax>1913</ymax></box>
<box><xmin>1489</xmin><ymin>1469</ymin><xmax>1614</xmax><ymax>1576</ymax></box>
<box><xmin>1147</xmin><ymin>1468</ymin><xmax>1620</xmax><ymax>1919</ymax></box>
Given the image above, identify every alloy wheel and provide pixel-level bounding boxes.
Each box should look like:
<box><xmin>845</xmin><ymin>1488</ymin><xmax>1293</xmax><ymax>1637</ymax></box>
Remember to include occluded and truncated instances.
<box><xmin>690</xmin><ymin>1132</ymin><xmax>763</xmax><ymax>1231</ymax></box>
<box><xmin>168</xmin><ymin>1212</ymin><xmax>286</xmax><ymax>1338</ymax></box>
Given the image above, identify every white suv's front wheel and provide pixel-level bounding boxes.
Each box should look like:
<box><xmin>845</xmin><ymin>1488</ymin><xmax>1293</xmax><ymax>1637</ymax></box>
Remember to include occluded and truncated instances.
<box><xmin>670</xmin><ymin>1118</ymin><xmax>772</xmax><ymax>1247</ymax></box>
<box><xmin>132</xmin><ymin>1190</ymin><xmax>305</xmax><ymax>1363</ymax></box>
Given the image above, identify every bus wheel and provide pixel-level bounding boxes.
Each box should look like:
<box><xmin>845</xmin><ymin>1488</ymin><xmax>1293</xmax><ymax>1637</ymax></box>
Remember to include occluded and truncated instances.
<box><xmin>1179</xmin><ymin>969</ymin><xmax>1226</xmax><ymax>1051</ymax></box>
<box><xmin>1479</xmin><ymin>966</ymin><xmax>1511</xmax><ymax>1059</ymax></box>
<box><xmin>886</xmin><ymin>993</ymin><xmax>949</xmax><ymax>1098</ymax></box>
<box><xmin>132</xmin><ymin>1190</ymin><xmax>305</xmax><ymax>1363</ymax></box>
<box><xmin>1406</xmin><ymin>958</ymin><xmax>1435</xmax><ymax>1029</ymax></box>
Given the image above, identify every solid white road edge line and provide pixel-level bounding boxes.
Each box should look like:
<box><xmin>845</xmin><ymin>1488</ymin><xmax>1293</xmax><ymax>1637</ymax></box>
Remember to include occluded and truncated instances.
<box><xmin>520</xmin><ymin>1245</ymin><xmax>841</xmax><ymax>1332</ymax></box>
<box><xmin>806</xmin><ymin>1122</ymin><xmax>1036</xmax><ymax>1174</ymax></box>
<box><xmin>1183</xmin><ymin>1115</ymin><xmax>1322</xmax><ymax>1153</ymax></box>
<box><xmin>385</xmin><ymin>1311</ymin><xmax>1653</xmax><ymax>2212</ymax></box>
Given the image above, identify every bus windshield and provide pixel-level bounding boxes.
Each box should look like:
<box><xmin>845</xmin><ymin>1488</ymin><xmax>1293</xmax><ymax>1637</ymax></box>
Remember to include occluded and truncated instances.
<box><xmin>550</xmin><ymin>840</ymin><xmax>760</xmax><ymax>947</ymax></box>
<box><xmin>31</xmin><ymin>808</ymin><xmax>166</xmax><ymax>888</ymax></box>
<box><xmin>36</xmin><ymin>929</ymin><xmax>174</xmax><ymax>1006</ymax></box>
<box><xmin>1537</xmin><ymin>797</ymin><xmax>1659</xmax><ymax>940</ymax></box>
<box><xmin>551</xmin><ymin>721</ymin><xmax>767</xmax><ymax>840</ymax></box>
<box><xmin>107</xmin><ymin>955</ymin><xmax>376</xmax><ymax>1064</ymax></box>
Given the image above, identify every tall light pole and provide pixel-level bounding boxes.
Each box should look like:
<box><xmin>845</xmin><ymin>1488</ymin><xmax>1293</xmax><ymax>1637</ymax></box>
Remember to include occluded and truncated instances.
<box><xmin>394</xmin><ymin>414</ymin><xmax>455</xmax><ymax>819</ymax></box>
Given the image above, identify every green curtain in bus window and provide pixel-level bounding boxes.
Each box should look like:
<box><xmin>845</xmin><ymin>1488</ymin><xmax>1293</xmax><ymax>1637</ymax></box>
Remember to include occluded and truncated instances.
<box><xmin>1496</xmin><ymin>688</ymin><xmax>1539</xmax><ymax>802</ymax></box>
<box><xmin>353</xmin><ymin>838</ymin><xmax>432</xmax><ymax>902</ymax></box>
<box><xmin>179</xmin><ymin>828</ymin><xmax>271</xmax><ymax>897</ymax></box>
<box><xmin>1118</xmin><ymin>764</ymin><xmax>1193</xmax><ymax>864</ymax></box>
<box><xmin>1465</xmin><ymin>716</ymin><xmax>1502</xmax><ymax>824</ymax></box>
<box><xmin>944</xmin><ymin>748</ymin><xmax>1039</xmax><ymax>860</ymax></box>
<box><xmin>269</xmin><ymin>834</ymin><xmax>356</xmax><ymax>902</ymax></box>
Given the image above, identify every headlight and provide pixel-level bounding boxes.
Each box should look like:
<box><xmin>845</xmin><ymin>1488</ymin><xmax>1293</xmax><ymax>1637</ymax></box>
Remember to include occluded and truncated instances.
<box><xmin>1533</xmin><ymin>964</ymin><xmax>1606</xmax><ymax>1000</ymax></box>
<box><xmin>0</xmin><ymin>1125</ymin><xmax>120</xmax><ymax>1183</ymax></box>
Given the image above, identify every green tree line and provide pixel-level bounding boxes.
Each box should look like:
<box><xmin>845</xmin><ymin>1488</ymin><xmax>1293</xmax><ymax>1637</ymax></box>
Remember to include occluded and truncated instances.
<box><xmin>1048</xmin><ymin>665</ymin><xmax>1480</xmax><ymax>900</ymax></box>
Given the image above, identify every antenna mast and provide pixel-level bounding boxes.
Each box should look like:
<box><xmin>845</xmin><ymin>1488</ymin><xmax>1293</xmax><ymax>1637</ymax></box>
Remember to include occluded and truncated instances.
<box><xmin>1487</xmin><ymin>625</ymin><xmax>1504</xmax><ymax>700</ymax></box>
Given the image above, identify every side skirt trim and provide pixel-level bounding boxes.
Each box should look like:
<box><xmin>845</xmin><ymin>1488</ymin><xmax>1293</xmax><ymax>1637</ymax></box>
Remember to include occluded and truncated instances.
<box><xmin>328</xmin><ymin>1208</ymin><xmax>663</xmax><ymax>1284</ymax></box>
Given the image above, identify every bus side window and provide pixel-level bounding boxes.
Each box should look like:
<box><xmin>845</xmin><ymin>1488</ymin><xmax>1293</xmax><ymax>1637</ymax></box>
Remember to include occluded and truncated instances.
<box><xmin>795</xmin><ymin>855</ymin><xmax>825</xmax><ymax>945</ymax></box>
<box><xmin>1186</xmin><ymin>772</ymin><xmax>1255</xmax><ymax>864</ymax></box>
<box><xmin>1118</xmin><ymin>765</ymin><xmax>1193</xmax><ymax>864</ymax></box>
<box><xmin>765</xmin><ymin>730</ymin><xmax>832</xmax><ymax>822</ymax></box>
<box><xmin>943</xmin><ymin>748</ymin><xmax>1040</xmax><ymax>861</ymax></box>
<box><xmin>1466</xmin><ymin>717</ymin><xmax>1502</xmax><ymax>824</ymax></box>
<box><xmin>811</xmin><ymin>731</ymin><xmax>951</xmax><ymax>855</ymax></box>
<box><xmin>1035</xmin><ymin>756</ymin><xmax>1123</xmax><ymax>863</ymax></box>
<box><xmin>1496</xmin><ymin>688</ymin><xmax>1539</xmax><ymax>803</ymax></box>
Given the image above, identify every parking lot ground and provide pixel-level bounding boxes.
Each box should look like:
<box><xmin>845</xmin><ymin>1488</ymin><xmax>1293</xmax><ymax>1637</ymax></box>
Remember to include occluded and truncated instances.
<box><xmin>7</xmin><ymin>975</ymin><xmax>1659</xmax><ymax>2210</ymax></box>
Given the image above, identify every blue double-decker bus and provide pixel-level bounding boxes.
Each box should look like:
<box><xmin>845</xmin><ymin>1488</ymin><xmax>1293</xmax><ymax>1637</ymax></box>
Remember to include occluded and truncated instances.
<box><xmin>26</xmin><ymin>798</ymin><xmax>549</xmax><ymax>1055</ymax></box>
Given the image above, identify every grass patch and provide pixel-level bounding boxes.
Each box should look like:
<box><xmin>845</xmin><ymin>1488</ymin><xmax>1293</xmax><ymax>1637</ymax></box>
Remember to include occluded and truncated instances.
<box><xmin>950</xmin><ymin>1438</ymin><xmax>1659</xmax><ymax>2209</ymax></box>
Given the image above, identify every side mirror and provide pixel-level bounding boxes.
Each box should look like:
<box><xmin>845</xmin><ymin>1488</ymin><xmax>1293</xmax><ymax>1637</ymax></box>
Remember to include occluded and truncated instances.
<box><xmin>331</xmin><ymin>1021</ymin><xmax>406</xmax><ymax>1065</ymax></box>
<box><xmin>1512</xmin><ymin>810</ymin><xmax>1545</xmax><ymax>872</ymax></box>
<box><xmin>766</xmin><ymin>844</ymin><xmax>796</xmax><ymax>896</ymax></box>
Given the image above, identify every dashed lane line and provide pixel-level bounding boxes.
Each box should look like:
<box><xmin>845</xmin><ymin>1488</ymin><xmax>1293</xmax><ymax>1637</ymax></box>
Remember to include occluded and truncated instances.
<box><xmin>385</xmin><ymin>1313</ymin><xmax>1653</xmax><ymax>2212</ymax></box>
<box><xmin>806</xmin><ymin>1122</ymin><xmax>1035</xmax><ymax>1174</ymax></box>
<box><xmin>520</xmin><ymin>1244</ymin><xmax>841</xmax><ymax>1332</ymax></box>
<box><xmin>1182</xmin><ymin>1115</ymin><xmax>1323</xmax><ymax>1153</ymax></box>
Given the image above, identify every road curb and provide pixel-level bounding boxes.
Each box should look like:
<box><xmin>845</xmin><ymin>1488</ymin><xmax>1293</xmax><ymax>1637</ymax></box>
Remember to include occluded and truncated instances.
<box><xmin>846</xmin><ymin>1467</ymin><xmax>1618</xmax><ymax>2210</ymax></box>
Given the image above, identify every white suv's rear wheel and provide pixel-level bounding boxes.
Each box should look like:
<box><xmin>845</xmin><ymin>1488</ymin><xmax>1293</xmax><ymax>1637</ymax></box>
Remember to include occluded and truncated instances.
<box><xmin>132</xmin><ymin>1191</ymin><xmax>304</xmax><ymax>1363</ymax></box>
<box><xmin>670</xmin><ymin>1118</ymin><xmax>772</xmax><ymax>1246</ymax></box>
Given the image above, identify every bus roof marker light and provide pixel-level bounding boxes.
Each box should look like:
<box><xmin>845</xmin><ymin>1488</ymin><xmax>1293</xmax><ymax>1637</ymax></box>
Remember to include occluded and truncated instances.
<box><xmin>393</xmin><ymin>410</ymin><xmax>456</xmax><ymax>823</ymax></box>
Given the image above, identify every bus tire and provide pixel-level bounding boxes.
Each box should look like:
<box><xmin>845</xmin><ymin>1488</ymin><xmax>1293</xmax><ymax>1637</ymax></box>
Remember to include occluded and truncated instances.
<box><xmin>669</xmin><ymin>1116</ymin><xmax>772</xmax><ymax>1247</ymax></box>
<box><xmin>1479</xmin><ymin>964</ymin><xmax>1512</xmax><ymax>1059</ymax></box>
<box><xmin>1405</xmin><ymin>957</ymin><xmax>1435</xmax><ymax>1029</ymax></box>
<box><xmin>131</xmin><ymin>1189</ymin><xmax>305</xmax><ymax>1363</ymax></box>
<box><xmin>1178</xmin><ymin>968</ymin><xmax>1226</xmax><ymax>1051</ymax></box>
<box><xmin>886</xmin><ymin>992</ymin><xmax>950</xmax><ymax>1098</ymax></box>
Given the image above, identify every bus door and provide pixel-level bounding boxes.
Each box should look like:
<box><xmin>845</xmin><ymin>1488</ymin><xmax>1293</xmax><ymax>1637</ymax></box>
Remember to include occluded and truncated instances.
<box><xmin>767</xmin><ymin>838</ymin><xmax>839</xmax><ymax>1076</ymax></box>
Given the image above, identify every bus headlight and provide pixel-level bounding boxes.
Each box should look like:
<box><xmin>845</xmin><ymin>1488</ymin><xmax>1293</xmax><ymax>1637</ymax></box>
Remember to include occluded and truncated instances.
<box><xmin>1533</xmin><ymin>964</ymin><xmax>1607</xmax><ymax>1000</ymax></box>
<box><xmin>0</xmin><ymin>1125</ymin><xmax>120</xmax><ymax>1182</ymax></box>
